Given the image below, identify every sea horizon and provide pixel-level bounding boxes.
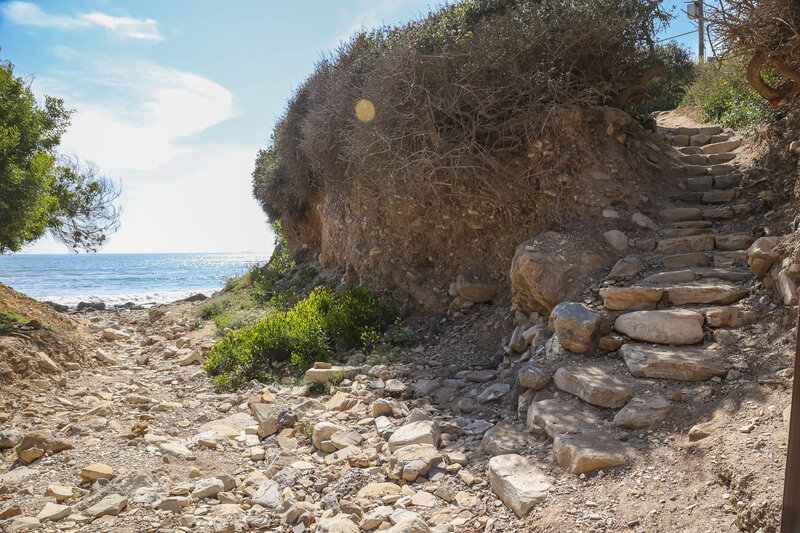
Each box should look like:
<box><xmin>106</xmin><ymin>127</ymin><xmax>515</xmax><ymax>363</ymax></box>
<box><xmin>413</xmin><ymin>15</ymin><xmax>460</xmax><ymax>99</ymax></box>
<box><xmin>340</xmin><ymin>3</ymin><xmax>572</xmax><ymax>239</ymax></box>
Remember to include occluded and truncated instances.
<box><xmin>0</xmin><ymin>251</ymin><xmax>271</xmax><ymax>307</ymax></box>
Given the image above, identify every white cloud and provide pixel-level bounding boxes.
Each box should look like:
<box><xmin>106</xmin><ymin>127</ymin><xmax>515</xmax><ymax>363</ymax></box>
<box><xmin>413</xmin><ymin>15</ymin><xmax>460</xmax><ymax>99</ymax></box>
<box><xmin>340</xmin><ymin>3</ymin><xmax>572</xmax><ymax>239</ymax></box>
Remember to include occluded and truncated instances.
<box><xmin>44</xmin><ymin>60</ymin><xmax>235</xmax><ymax>172</ymax></box>
<box><xmin>0</xmin><ymin>1</ymin><xmax>163</xmax><ymax>41</ymax></box>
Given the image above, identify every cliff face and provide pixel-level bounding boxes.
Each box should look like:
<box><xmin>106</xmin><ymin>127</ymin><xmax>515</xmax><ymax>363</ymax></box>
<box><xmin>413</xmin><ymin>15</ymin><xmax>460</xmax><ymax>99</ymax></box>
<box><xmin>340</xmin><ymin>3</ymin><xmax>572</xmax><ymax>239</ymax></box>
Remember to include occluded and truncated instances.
<box><xmin>279</xmin><ymin>107</ymin><xmax>670</xmax><ymax>311</ymax></box>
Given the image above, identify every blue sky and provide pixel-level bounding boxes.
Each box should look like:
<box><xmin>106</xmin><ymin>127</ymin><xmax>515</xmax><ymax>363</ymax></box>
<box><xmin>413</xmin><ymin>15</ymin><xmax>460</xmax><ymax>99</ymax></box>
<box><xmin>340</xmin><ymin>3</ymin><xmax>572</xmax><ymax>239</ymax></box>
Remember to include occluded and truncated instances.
<box><xmin>0</xmin><ymin>0</ymin><xmax>703</xmax><ymax>254</ymax></box>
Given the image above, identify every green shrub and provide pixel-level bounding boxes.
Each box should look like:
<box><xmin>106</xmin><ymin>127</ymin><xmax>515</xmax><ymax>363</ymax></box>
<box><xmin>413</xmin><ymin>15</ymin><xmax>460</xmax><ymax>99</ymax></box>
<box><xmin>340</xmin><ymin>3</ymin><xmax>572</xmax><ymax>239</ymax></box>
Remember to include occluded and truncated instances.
<box><xmin>681</xmin><ymin>55</ymin><xmax>781</xmax><ymax>129</ymax></box>
<box><xmin>0</xmin><ymin>309</ymin><xmax>24</xmax><ymax>334</ymax></box>
<box><xmin>203</xmin><ymin>286</ymin><xmax>398</xmax><ymax>392</ymax></box>
<box><xmin>213</xmin><ymin>309</ymin><xmax>253</xmax><ymax>332</ymax></box>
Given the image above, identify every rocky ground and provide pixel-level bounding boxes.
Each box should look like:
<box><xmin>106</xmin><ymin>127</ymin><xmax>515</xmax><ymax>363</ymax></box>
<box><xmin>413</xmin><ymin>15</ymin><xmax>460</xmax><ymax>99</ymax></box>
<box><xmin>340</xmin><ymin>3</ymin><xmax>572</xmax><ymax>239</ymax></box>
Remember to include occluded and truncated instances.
<box><xmin>0</xmin><ymin>114</ymin><xmax>796</xmax><ymax>533</ymax></box>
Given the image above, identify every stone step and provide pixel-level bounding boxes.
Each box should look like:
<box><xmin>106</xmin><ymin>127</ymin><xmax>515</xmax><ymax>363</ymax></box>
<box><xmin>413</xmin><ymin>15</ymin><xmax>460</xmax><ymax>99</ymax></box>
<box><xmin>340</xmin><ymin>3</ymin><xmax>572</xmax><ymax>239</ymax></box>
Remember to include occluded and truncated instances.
<box><xmin>672</xmin><ymin>164</ymin><xmax>710</xmax><ymax>177</ymax></box>
<box><xmin>715</xmin><ymin>250</ymin><xmax>748</xmax><ymax>269</ymax></box>
<box><xmin>527</xmin><ymin>398</ymin><xmax>603</xmax><ymax>439</ymax></box>
<box><xmin>553</xmin><ymin>364</ymin><xmax>633</xmax><ymax>409</ymax></box>
<box><xmin>620</xmin><ymin>343</ymin><xmax>729</xmax><ymax>381</ymax></box>
<box><xmin>701</xmin><ymin>139</ymin><xmax>741</xmax><ymax>155</ymax></box>
<box><xmin>715</xmin><ymin>234</ymin><xmax>755</xmax><ymax>251</ymax></box>
<box><xmin>673</xmin><ymin>220</ymin><xmax>713</xmax><ymax>229</ymax></box>
<box><xmin>659</xmin><ymin>208</ymin><xmax>702</xmax><ymax>222</ymax></box>
<box><xmin>679</xmin><ymin>146</ymin><xmax>703</xmax><ymax>155</ymax></box>
<box><xmin>553</xmin><ymin>431</ymin><xmax>636</xmax><ymax>474</ymax></box>
<box><xmin>642</xmin><ymin>267</ymin><xmax>750</xmax><ymax>285</ymax></box>
<box><xmin>614</xmin><ymin>309</ymin><xmax>704</xmax><ymax>345</ymax></box>
<box><xmin>702</xmin><ymin>190</ymin><xmax>736</xmax><ymax>204</ymax></box>
<box><xmin>694</xmin><ymin>267</ymin><xmax>751</xmax><ymax>282</ymax></box>
<box><xmin>707</xmin><ymin>152</ymin><xmax>736</xmax><ymax>164</ymax></box>
<box><xmin>684</xmin><ymin>176</ymin><xmax>713</xmax><ymax>191</ymax></box>
<box><xmin>678</xmin><ymin>154</ymin><xmax>708</xmax><ymax>165</ymax></box>
<box><xmin>656</xmin><ymin>235</ymin><xmax>714</xmax><ymax>254</ymax></box>
<box><xmin>663</xmin><ymin>252</ymin><xmax>711</xmax><ymax>269</ymax></box>
<box><xmin>661</xmin><ymin>227</ymin><xmax>711</xmax><ymax>238</ymax></box>
<box><xmin>708</xmin><ymin>163</ymin><xmax>736</xmax><ymax>175</ymax></box>
<box><xmin>662</xmin><ymin>283</ymin><xmax>748</xmax><ymax>305</ymax></box>
<box><xmin>703</xmin><ymin>207</ymin><xmax>735</xmax><ymax>220</ymax></box>
<box><xmin>713</xmin><ymin>174</ymin><xmax>742</xmax><ymax>189</ymax></box>
<box><xmin>599</xmin><ymin>286</ymin><xmax>663</xmax><ymax>311</ymax></box>
<box><xmin>642</xmin><ymin>270</ymin><xmax>695</xmax><ymax>284</ymax></box>
<box><xmin>659</xmin><ymin>125</ymin><xmax>723</xmax><ymax>136</ymax></box>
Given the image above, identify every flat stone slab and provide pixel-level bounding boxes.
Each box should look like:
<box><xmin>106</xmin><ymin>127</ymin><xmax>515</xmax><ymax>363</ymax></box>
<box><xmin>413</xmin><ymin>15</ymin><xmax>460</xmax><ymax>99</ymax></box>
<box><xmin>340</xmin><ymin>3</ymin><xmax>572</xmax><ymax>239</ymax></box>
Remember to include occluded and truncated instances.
<box><xmin>621</xmin><ymin>343</ymin><xmax>729</xmax><ymax>381</ymax></box>
<box><xmin>554</xmin><ymin>364</ymin><xmax>633</xmax><ymax>408</ymax></box>
<box><xmin>643</xmin><ymin>270</ymin><xmax>695</xmax><ymax>284</ymax></box>
<box><xmin>599</xmin><ymin>287</ymin><xmax>663</xmax><ymax>311</ymax></box>
<box><xmin>664</xmin><ymin>284</ymin><xmax>748</xmax><ymax>305</ymax></box>
<box><xmin>85</xmin><ymin>494</ymin><xmax>127</xmax><ymax>517</ymax></box>
<box><xmin>701</xmin><ymin>190</ymin><xmax>735</xmax><ymax>204</ymax></box>
<box><xmin>527</xmin><ymin>398</ymin><xmax>601</xmax><ymax>438</ymax></box>
<box><xmin>466</xmin><ymin>370</ymin><xmax>498</xmax><ymax>383</ymax></box>
<box><xmin>488</xmin><ymin>454</ymin><xmax>552</xmax><ymax>517</ymax></box>
<box><xmin>701</xmin><ymin>139</ymin><xmax>741</xmax><ymax>154</ymax></box>
<box><xmin>663</xmin><ymin>252</ymin><xmax>711</xmax><ymax>269</ymax></box>
<box><xmin>715</xmin><ymin>234</ymin><xmax>755</xmax><ymax>251</ymax></box>
<box><xmin>658</xmin><ymin>208</ymin><xmax>702</xmax><ymax>222</ymax></box>
<box><xmin>613</xmin><ymin>395</ymin><xmax>673</xmax><ymax>429</ymax></box>
<box><xmin>481</xmin><ymin>422</ymin><xmax>527</xmax><ymax>456</ymax></box>
<box><xmin>615</xmin><ymin>310</ymin><xmax>704</xmax><ymax>345</ymax></box>
<box><xmin>657</xmin><ymin>235</ymin><xmax>715</xmax><ymax>255</ymax></box>
<box><xmin>387</xmin><ymin>421</ymin><xmax>440</xmax><ymax>452</ymax></box>
<box><xmin>553</xmin><ymin>431</ymin><xmax>635</xmax><ymax>474</ymax></box>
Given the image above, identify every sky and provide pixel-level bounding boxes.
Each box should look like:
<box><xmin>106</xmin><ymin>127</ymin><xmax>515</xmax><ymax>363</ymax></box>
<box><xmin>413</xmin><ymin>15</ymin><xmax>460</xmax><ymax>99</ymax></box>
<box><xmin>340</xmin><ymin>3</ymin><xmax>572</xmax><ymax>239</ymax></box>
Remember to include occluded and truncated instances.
<box><xmin>0</xmin><ymin>0</ymin><xmax>703</xmax><ymax>254</ymax></box>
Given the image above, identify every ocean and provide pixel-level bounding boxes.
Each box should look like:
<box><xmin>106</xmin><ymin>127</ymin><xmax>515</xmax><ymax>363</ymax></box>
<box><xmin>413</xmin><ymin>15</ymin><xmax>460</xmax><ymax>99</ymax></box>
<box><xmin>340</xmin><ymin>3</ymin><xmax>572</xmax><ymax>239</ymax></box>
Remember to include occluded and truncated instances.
<box><xmin>0</xmin><ymin>252</ymin><xmax>270</xmax><ymax>307</ymax></box>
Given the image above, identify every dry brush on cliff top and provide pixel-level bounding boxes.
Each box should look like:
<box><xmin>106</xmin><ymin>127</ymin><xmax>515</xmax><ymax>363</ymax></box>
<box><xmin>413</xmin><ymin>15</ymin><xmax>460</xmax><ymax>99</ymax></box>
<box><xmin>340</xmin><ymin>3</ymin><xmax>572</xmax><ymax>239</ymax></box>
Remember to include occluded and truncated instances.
<box><xmin>253</xmin><ymin>0</ymin><xmax>668</xmax><ymax>223</ymax></box>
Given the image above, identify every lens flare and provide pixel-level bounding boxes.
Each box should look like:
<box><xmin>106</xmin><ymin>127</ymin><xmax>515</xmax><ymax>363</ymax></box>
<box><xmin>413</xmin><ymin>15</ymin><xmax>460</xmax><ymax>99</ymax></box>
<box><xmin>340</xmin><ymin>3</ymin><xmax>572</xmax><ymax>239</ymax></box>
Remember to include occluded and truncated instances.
<box><xmin>355</xmin><ymin>99</ymin><xmax>375</xmax><ymax>122</ymax></box>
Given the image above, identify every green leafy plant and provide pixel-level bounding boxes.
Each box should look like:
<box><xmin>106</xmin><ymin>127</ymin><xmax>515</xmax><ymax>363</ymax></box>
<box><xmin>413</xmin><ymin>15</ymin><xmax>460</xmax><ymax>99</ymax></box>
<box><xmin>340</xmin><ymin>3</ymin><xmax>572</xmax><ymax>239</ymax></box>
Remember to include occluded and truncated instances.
<box><xmin>681</xmin><ymin>55</ymin><xmax>782</xmax><ymax>129</ymax></box>
<box><xmin>203</xmin><ymin>285</ymin><xmax>398</xmax><ymax>392</ymax></box>
<box><xmin>0</xmin><ymin>309</ymin><xmax>24</xmax><ymax>334</ymax></box>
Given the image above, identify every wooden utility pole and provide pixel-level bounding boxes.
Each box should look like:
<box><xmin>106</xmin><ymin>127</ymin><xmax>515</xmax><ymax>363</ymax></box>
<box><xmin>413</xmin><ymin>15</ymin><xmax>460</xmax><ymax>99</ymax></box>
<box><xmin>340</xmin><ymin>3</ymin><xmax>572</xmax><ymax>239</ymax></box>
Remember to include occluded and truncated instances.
<box><xmin>782</xmin><ymin>299</ymin><xmax>800</xmax><ymax>532</ymax></box>
<box><xmin>697</xmin><ymin>1</ymin><xmax>705</xmax><ymax>63</ymax></box>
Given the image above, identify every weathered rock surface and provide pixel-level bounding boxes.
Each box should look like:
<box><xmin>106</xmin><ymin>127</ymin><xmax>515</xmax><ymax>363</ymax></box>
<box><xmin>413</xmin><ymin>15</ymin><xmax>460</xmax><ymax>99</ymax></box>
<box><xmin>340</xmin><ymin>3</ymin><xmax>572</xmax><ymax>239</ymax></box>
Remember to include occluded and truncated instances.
<box><xmin>481</xmin><ymin>422</ymin><xmax>527</xmax><ymax>456</ymax></box>
<box><xmin>747</xmin><ymin>237</ymin><xmax>779</xmax><ymax>276</ymax></box>
<box><xmin>553</xmin><ymin>431</ymin><xmax>635</xmax><ymax>474</ymax></box>
<box><xmin>554</xmin><ymin>364</ymin><xmax>633</xmax><ymax>408</ymax></box>
<box><xmin>549</xmin><ymin>302</ymin><xmax>602</xmax><ymax>353</ymax></box>
<box><xmin>613</xmin><ymin>395</ymin><xmax>673</xmax><ymax>429</ymax></box>
<box><xmin>487</xmin><ymin>454</ymin><xmax>552</xmax><ymax>517</ymax></box>
<box><xmin>614</xmin><ymin>310</ymin><xmax>704</xmax><ymax>345</ymax></box>
<box><xmin>621</xmin><ymin>344</ymin><xmax>729</xmax><ymax>381</ymax></box>
<box><xmin>510</xmin><ymin>233</ymin><xmax>605</xmax><ymax>314</ymax></box>
<box><xmin>599</xmin><ymin>286</ymin><xmax>663</xmax><ymax>311</ymax></box>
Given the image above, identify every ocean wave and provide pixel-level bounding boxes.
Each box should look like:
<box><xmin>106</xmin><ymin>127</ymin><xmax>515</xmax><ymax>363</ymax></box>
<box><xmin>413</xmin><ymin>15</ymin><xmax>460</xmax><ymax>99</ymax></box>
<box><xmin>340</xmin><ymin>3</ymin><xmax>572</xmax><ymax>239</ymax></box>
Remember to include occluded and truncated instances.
<box><xmin>38</xmin><ymin>288</ymin><xmax>221</xmax><ymax>308</ymax></box>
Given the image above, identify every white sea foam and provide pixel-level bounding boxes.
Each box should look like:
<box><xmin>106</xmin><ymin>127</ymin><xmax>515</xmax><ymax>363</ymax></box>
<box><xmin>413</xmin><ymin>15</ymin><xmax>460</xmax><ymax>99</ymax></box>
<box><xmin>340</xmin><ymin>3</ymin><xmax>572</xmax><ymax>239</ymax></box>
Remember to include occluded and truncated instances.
<box><xmin>39</xmin><ymin>288</ymin><xmax>220</xmax><ymax>308</ymax></box>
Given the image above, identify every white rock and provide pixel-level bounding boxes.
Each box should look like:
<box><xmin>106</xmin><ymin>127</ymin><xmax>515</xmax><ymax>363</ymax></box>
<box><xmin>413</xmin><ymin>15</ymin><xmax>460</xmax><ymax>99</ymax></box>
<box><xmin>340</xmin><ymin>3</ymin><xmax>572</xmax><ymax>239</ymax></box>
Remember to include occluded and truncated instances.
<box><xmin>487</xmin><ymin>454</ymin><xmax>552</xmax><ymax>516</ymax></box>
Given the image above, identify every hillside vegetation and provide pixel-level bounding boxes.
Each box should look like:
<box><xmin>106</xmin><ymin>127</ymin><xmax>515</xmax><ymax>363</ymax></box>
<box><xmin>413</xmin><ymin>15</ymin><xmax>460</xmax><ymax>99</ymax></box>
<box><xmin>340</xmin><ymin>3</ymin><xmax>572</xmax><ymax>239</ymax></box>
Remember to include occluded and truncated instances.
<box><xmin>251</xmin><ymin>0</ymin><xmax>673</xmax><ymax>311</ymax></box>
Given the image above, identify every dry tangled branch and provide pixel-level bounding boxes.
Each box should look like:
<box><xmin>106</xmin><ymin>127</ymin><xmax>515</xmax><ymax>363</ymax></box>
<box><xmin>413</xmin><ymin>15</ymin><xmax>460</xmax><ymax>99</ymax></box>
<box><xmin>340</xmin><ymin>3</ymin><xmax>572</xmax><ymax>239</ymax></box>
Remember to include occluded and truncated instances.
<box><xmin>705</xmin><ymin>0</ymin><xmax>800</xmax><ymax>105</ymax></box>
<box><xmin>253</xmin><ymin>0</ymin><xmax>668</xmax><ymax>226</ymax></box>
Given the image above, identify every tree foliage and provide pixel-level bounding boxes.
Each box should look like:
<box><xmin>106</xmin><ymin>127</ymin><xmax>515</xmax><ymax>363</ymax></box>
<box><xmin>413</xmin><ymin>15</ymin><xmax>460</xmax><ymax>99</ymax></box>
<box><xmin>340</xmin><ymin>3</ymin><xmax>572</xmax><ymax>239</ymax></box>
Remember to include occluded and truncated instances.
<box><xmin>0</xmin><ymin>53</ymin><xmax>120</xmax><ymax>253</ymax></box>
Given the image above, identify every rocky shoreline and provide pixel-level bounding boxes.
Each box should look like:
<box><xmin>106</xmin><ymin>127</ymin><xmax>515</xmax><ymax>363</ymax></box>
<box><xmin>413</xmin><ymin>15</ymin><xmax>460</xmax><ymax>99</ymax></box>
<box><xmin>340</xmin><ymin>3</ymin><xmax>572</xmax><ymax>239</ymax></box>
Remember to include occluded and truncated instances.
<box><xmin>43</xmin><ymin>293</ymin><xmax>211</xmax><ymax>315</ymax></box>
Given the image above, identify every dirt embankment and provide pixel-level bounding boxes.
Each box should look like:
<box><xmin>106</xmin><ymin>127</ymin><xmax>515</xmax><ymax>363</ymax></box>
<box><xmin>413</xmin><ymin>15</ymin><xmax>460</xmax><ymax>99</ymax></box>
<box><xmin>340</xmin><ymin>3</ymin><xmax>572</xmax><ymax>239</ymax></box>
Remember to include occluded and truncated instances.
<box><xmin>282</xmin><ymin>107</ymin><xmax>674</xmax><ymax>313</ymax></box>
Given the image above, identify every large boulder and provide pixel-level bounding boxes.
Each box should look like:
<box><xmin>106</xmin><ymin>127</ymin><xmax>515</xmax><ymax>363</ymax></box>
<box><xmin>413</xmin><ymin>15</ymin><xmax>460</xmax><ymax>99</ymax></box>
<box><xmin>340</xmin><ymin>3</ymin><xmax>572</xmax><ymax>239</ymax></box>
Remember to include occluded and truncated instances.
<box><xmin>510</xmin><ymin>232</ymin><xmax>606</xmax><ymax>314</ymax></box>
<box><xmin>549</xmin><ymin>302</ymin><xmax>602</xmax><ymax>354</ymax></box>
